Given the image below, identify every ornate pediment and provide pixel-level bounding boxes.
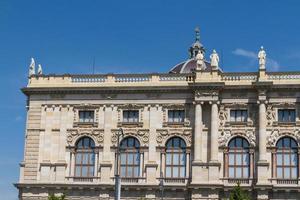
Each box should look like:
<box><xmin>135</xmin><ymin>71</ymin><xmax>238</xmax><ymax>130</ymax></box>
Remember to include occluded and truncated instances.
<box><xmin>111</xmin><ymin>129</ymin><xmax>149</xmax><ymax>146</ymax></box>
<box><xmin>218</xmin><ymin>129</ymin><xmax>256</xmax><ymax>147</ymax></box>
<box><xmin>156</xmin><ymin>128</ymin><xmax>192</xmax><ymax>147</ymax></box>
<box><xmin>66</xmin><ymin>128</ymin><xmax>104</xmax><ymax>146</ymax></box>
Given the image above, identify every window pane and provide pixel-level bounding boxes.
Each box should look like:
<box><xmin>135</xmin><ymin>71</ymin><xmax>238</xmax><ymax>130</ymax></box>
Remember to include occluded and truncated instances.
<box><xmin>291</xmin><ymin>153</ymin><xmax>297</xmax><ymax>165</ymax></box>
<box><xmin>134</xmin><ymin>153</ymin><xmax>140</xmax><ymax>164</ymax></box>
<box><xmin>76</xmin><ymin>153</ymin><xmax>82</xmax><ymax>164</ymax></box>
<box><xmin>166</xmin><ymin>154</ymin><xmax>171</xmax><ymax>165</ymax></box>
<box><xmin>291</xmin><ymin>167</ymin><xmax>297</xmax><ymax>179</ymax></box>
<box><xmin>75</xmin><ymin>166</ymin><xmax>81</xmax><ymax>176</ymax></box>
<box><xmin>127</xmin><ymin>167</ymin><xmax>133</xmax><ymax>177</ymax></box>
<box><xmin>236</xmin><ymin>110</ymin><xmax>242</xmax><ymax>122</ymax></box>
<box><xmin>173</xmin><ymin>154</ymin><xmax>179</xmax><ymax>165</ymax></box>
<box><xmin>236</xmin><ymin>168</ymin><xmax>242</xmax><ymax>178</ymax></box>
<box><xmin>243</xmin><ymin>154</ymin><xmax>249</xmax><ymax>165</ymax></box>
<box><xmin>229</xmin><ymin>167</ymin><xmax>234</xmax><ymax>178</ymax></box>
<box><xmin>230</xmin><ymin>110</ymin><xmax>236</xmax><ymax>122</ymax></box>
<box><xmin>121</xmin><ymin>167</ymin><xmax>126</xmax><ymax>177</ymax></box>
<box><xmin>284</xmin><ymin>154</ymin><xmax>290</xmax><ymax>165</ymax></box>
<box><xmin>277</xmin><ymin>154</ymin><xmax>282</xmax><ymax>165</ymax></box>
<box><xmin>236</xmin><ymin>154</ymin><xmax>242</xmax><ymax>165</ymax></box>
<box><xmin>277</xmin><ymin>167</ymin><xmax>283</xmax><ymax>178</ymax></box>
<box><xmin>284</xmin><ymin>167</ymin><xmax>290</xmax><ymax>178</ymax></box>
<box><xmin>82</xmin><ymin>166</ymin><xmax>88</xmax><ymax>177</ymax></box>
<box><xmin>243</xmin><ymin>167</ymin><xmax>249</xmax><ymax>178</ymax></box>
<box><xmin>88</xmin><ymin>166</ymin><xmax>94</xmax><ymax>177</ymax></box>
<box><xmin>133</xmin><ymin>167</ymin><xmax>139</xmax><ymax>177</ymax></box>
<box><xmin>120</xmin><ymin>154</ymin><xmax>126</xmax><ymax>164</ymax></box>
<box><xmin>180</xmin><ymin>167</ymin><xmax>185</xmax><ymax>177</ymax></box>
<box><xmin>180</xmin><ymin>153</ymin><xmax>186</xmax><ymax>165</ymax></box>
<box><xmin>173</xmin><ymin>167</ymin><xmax>179</xmax><ymax>177</ymax></box>
<box><xmin>229</xmin><ymin>154</ymin><xmax>234</xmax><ymax>165</ymax></box>
<box><xmin>128</xmin><ymin>154</ymin><xmax>133</xmax><ymax>164</ymax></box>
<box><xmin>236</xmin><ymin>138</ymin><xmax>242</xmax><ymax>147</ymax></box>
<box><xmin>166</xmin><ymin>167</ymin><xmax>171</xmax><ymax>177</ymax></box>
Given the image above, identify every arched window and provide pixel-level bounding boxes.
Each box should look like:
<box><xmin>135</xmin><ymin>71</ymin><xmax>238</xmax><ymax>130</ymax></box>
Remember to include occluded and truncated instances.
<box><xmin>228</xmin><ymin>137</ymin><xmax>250</xmax><ymax>178</ymax></box>
<box><xmin>120</xmin><ymin>137</ymin><xmax>140</xmax><ymax>177</ymax></box>
<box><xmin>276</xmin><ymin>137</ymin><xmax>298</xmax><ymax>179</ymax></box>
<box><xmin>165</xmin><ymin>137</ymin><xmax>186</xmax><ymax>178</ymax></box>
<box><xmin>75</xmin><ymin>137</ymin><xmax>95</xmax><ymax>177</ymax></box>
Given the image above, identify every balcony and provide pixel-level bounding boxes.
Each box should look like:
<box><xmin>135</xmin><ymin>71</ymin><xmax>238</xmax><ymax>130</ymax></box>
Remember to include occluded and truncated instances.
<box><xmin>66</xmin><ymin>176</ymin><xmax>99</xmax><ymax>183</ymax></box>
<box><xmin>222</xmin><ymin>178</ymin><xmax>254</xmax><ymax>186</ymax></box>
<box><xmin>270</xmin><ymin>178</ymin><xmax>299</xmax><ymax>185</ymax></box>
<box><xmin>159</xmin><ymin>177</ymin><xmax>189</xmax><ymax>185</ymax></box>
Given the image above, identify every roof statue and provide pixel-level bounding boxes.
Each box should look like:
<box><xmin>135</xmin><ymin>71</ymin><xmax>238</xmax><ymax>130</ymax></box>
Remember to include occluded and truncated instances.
<box><xmin>37</xmin><ymin>64</ymin><xmax>43</xmax><ymax>75</ymax></box>
<box><xmin>196</xmin><ymin>50</ymin><xmax>205</xmax><ymax>70</ymax></box>
<box><xmin>210</xmin><ymin>49</ymin><xmax>219</xmax><ymax>69</ymax></box>
<box><xmin>29</xmin><ymin>57</ymin><xmax>35</xmax><ymax>76</ymax></box>
<box><xmin>258</xmin><ymin>46</ymin><xmax>266</xmax><ymax>70</ymax></box>
<box><xmin>189</xmin><ymin>27</ymin><xmax>205</xmax><ymax>59</ymax></box>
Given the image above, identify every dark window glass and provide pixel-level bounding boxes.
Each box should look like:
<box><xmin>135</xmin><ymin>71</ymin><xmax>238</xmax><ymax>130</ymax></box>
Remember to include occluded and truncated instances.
<box><xmin>278</xmin><ymin>109</ymin><xmax>296</xmax><ymax>122</ymax></box>
<box><xmin>79</xmin><ymin>111</ymin><xmax>94</xmax><ymax>123</ymax></box>
<box><xmin>165</xmin><ymin>137</ymin><xmax>186</xmax><ymax>178</ymax></box>
<box><xmin>227</xmin><ymin>137</ymin><xmax>250</xmax><ymax>178</ymax></box>
<box><xmin>230</xmin><ymin>110</ymin><xmax>248</xmax><ymax>122</ymax></box>
<box><xmin>75</xmin><ymin>137</ymin><xmax>95</xmax><ymax>177</ymax></box>
<box><xmin>276</xmin><ymin>137</ymin><xmax>298</xmax><ymax>179</ymax></box>
<box><xmin>123</xmin><ymin>110</ymin><xmax>139</xmax><ymax>123</ymax></box>
<box><xmin>120</xmin><ymin>137</ymin><xmax>140</xmax><ymax>177</ymax></box>
<box><xmin>168</xmin><ymin>110</ymin><xmax>185</xmax><ymax>123</ymax></box>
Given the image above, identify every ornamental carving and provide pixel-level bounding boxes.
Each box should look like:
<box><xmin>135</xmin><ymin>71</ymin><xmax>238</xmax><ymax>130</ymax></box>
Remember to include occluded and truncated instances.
<box><xmin>67</xmin><ymin>128</ymin><xmax>104</xmax><ymax>146</ymax></box>
<box><xmin>218</xmin><ymin>129</ymin><xmax>256</xmax><ymax>147</ymax></box>
<box><xmin>266</xmin><ymin>105</ymin><xmax>275</xmax><ymax>126</ymax></box>
<box><xmin>195</xmin><ymin>90</ymin><xmax>218</xmax><ymax>98</ymax></box>
<box><xmin>156</xmin><ymin>129</ymin><xmax>192</xmax><ymax>147</ymax></box>
<box><xmin>267</xmin><ymin>129</ymin><xmax>300</xmax><ymax>147</ymax></box>
<box><xmin>219</xmin><ymin>105</ymin><xmax>228</xmax><ymax>127</ymax></box>
<box><xmin>111</xmin><ymin>129</ymin><xmax>149</xmax><ymax>146</ymax></box>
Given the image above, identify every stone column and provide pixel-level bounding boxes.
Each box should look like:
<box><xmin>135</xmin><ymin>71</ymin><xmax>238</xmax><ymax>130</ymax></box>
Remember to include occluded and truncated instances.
<box><xmin>194</xmin><ymin>102</ymin><xmax>203</xmax><ymax>162</ymax></box>
<box><xmin>258</xmin><ymin>101</ymin><xmax>267</xmax><ymax>161</ymax></box>
<box><xmin>210</xmin><ymin>102</ymin><xmax>219</xmax><ymax>162</ymax></box>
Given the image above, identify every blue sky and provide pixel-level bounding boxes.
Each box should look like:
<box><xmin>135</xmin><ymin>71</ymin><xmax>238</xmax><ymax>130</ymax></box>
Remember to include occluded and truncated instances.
<box><xmin>1</xmin><ymin>0</ymin><xmax>300</xmax><ymax>199</ymax></box>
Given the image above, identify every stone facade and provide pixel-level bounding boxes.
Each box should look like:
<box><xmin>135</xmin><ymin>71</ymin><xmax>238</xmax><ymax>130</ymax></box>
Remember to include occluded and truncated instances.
<box><xmin>16</xmin><ymin>32</ymin><xmax>300</xmax><ymax>200</ymax></box>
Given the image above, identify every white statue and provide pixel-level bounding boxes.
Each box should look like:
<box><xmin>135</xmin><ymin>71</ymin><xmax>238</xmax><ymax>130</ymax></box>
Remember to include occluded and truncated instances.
<box><xmin>37</xmin><ymin>64</ymin><xmax>43</xmax><ymax>75</ymax></box>
<box><xmin>29</xmin><ymin>57</ymin><xmax>35</xmax><ymax>76</ymax></box>
<box><xmin>210</xmin><ymin>49</ymin><xmax>219</xmax><ymax>69</ymax></box>
<box><xmin>196</xmin><ymin>51</ymin><xmax>205</xmax><ymax>70</ymax></box>
<box><xmin>258</xmin><ymin>46</ymin><xmax>266</xmax><ymax>69</ymax></box>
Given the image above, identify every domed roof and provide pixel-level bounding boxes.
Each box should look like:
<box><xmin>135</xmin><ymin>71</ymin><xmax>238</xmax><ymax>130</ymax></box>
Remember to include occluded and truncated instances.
<box><xmin>169</xmin><ymin>27</ymin><xmax>213</xmax><ymax>74</ymax></box>
<box><xmin>169</xmin><ymin>59</ymin><xmax>212</xmax><ymax>73</ymax></box>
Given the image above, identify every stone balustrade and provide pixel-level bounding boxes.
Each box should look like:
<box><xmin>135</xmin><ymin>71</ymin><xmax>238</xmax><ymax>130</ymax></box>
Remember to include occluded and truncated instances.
<box><xmin>267</xmin><ymin>72</ymin><xmax>300</xmax><ymax>80</ymax></box>
<box><xmin>221</xmin><ymin>72</ymin><xmax>257</xmax><ymax>81</ymax></box>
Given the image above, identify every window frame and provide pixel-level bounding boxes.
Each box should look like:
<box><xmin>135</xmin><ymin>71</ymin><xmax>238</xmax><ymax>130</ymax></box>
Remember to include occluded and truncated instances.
<box><xmin>229</xmin><ymin>109</ymin><xmax>248</xmax><ymax>123</ymax></box>
<box><xmin>74</xmin><ymin>137</ymin><xmax>95</xmax><ymax>178</ymax></box>
<box><xmin>167</xmin><ymin>110</ymin><xmax>185</xmax><ymax>123</ymax></box>
<box><xmin>165</xmin><ymin>137</ymin><xmax>186</xmax><ymax>178</ymax></box>
<box><xmin>120</xmin><ymin>137</ymin><xmax>140</xmax><ymax>178</ymax></box>
<box><xmin>122</xmin><ymin>110</ymin><xmax>139</xmax><ymax>123</ymax></box>
<box><xmin>227</xmin><ymin>137</ymin><xmax>250</xmax><ymax>179</ymax></box>
<box><xmin>78</xmin><ymin>110</ymin><xmax>95</xmax><ymax>123</ymax></box>
<box><xmin>277</xmin><ymin>109</ymin><xmax>296</xmax><ymax>123</ymax></box>
<box><xmin>275</xmin><ymin>137</ymin><xmax>298</xmax><ymax>179</ymax></box>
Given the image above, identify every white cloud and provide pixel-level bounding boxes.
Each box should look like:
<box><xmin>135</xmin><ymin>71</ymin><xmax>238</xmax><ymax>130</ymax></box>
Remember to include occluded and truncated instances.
<box><xmin>232</xmin><ymin>48</ymin><xmax>280</xmax><ymax>71</ymax></box>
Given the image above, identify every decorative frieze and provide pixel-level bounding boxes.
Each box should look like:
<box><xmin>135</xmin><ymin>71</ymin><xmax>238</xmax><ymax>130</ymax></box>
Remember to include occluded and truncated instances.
<box><xmin>156</xmin><ymin>128</ymin><xmax>192</xmax><ymax>147</ymax></box>
<box><xmin>111</xmin><ymin>129</ymin><xmax>150</xmax><ymax>146</ymax></box>
<box><xmin>218</xmin><ymin>129</ymin><xmax>256</xmax><ymax>147</ymax></box>
<box><xmin>66</xmin><ymin>128</ymin><xmax>104</xmax><ymax>146</ymax></box>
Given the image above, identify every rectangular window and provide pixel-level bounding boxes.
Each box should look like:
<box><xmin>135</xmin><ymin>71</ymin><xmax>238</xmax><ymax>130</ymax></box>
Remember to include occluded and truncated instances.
<box><xmin>278</xmin><ymin>109</ymin><xmax>296</xmax><ymax>122</ymax></box>
<box><xmin>123</xmin><ymin>110</ymin><xmax>139</xmax><ymax>123</ymax></box>
<box><xmin>168</xmin><ymin>110</ymin><xmax>185</xmax><ymax>123</ymax></box>
<box><xmin>79</xmin><ymin>111</ymin><xmax>94</xmax><ymax>123</ymax></box>
<box><xmin>230</xmin><ymin>110</ymin><xmax>248</xmax><ymax>122</ymax></box>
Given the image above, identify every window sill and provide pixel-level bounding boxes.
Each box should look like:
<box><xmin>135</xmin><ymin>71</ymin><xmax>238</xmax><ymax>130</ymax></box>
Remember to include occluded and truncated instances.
<box><xmin>225</xmin><ymin>121</ymin><xmax>250</xmax><ymax>126</ymax></box>
<box><xmin>118</xmin><ymin>122</ymin><xmax>143</xmax><ymax>127</ymax></box>
<box><xmin>163</xmin><ymin>121</ymin><xmax>190</xmax><ymax>127</ymax></box>
<box><xmin>274</xmin><ymin>122</ymin><xmax>296</xmax><ymax>126</ymax></box>
<box><xmin>73</xmin><ymin>122</ymin><xmax>98</xmax><ymax>128</ymax></box>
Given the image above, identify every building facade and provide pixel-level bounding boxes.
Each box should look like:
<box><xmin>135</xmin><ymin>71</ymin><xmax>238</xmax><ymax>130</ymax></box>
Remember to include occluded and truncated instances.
<box><xmin>16</xmin><ymin>30</ymin><xmax>300</xmax><ymax>200</ymax></box>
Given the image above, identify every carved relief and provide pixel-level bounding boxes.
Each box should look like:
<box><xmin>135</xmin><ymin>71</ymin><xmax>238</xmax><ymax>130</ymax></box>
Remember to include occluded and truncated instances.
<box><xmin>266</xmin><ymin>105</ymin><xmax>275</xmax><ymax>126</ymax></box>
<box><xmin>67</xmin><ymin>128</ymin><xmax>104</xmax><ymax>146</ymax></box>
<box><xmin>218</xmin><ymin>129</ymin><xmax>256</xmax><ymax>147</ymax></box>
<box><xmin>219</xmin><ymin>105</ymin><xmax>228</xmax><ymax>127</ymax></box>
<box><xmin>195</xmin><ymin>90</ymin><xmax>218</xmax><ymax>98</ymax></box>
<box><xmin>267</xmin><ymin>129</ymin><xmax>300</xmax><ymax>147</ymax></box>
<box><xmin>111</xmin><ymin>129</ymin><xmax>149</xmax><ymax>146</ymax></box>
<box><xmin>156</xmin><ymin>129</ymin><xmax>192</xmax><ymax>147</ymax></box>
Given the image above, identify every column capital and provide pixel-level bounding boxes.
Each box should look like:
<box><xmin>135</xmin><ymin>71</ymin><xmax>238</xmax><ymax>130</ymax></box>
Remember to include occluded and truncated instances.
<box><xmin>209</xmin><ymin>100</ymin><xmax>220</xmax><ymax>105</ymax></box>
<box><xmin>193</xmin><ymin>101</ymin><xmax>204</xmax><ymax>105</ymax></box>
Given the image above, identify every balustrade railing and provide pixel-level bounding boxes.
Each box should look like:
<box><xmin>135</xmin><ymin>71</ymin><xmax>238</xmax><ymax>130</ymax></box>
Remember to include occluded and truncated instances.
<box><xmin>267</xmin><ymin>72</ymin><xmax>300</xmax><ymax>80</ymax></box>
<box><xmin>71</xmin><ymin>75</ymin><xmax>106</xmax><ymax>83</ymax></box>
<box><xmin>66</xmin><ymin>176</ymin><xmax>99</xmax><ymax>183</ymax></box>
<box><xmin>161</xmin><ymin>177</ymin><xmax>189</xmax><ymax>184</ymax></box>
<box><xmin>221</xmin><ymin>73</ymin><xmax>257</xmax><ymax>81</ymax></box>
<box><xmin>115</xmin><ymin>74</ymin><xmax>151</xmax><ymax>82</ymax></box>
